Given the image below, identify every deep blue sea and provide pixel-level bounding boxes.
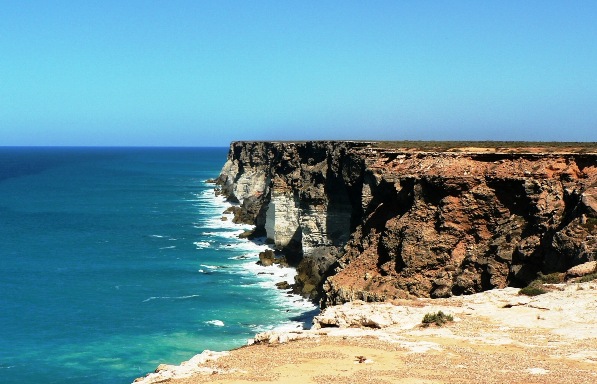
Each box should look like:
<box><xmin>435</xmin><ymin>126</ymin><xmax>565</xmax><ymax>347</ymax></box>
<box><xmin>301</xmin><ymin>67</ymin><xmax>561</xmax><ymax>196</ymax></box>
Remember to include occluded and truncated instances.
<box><xmin>0</xmin><ymin>147</ymin><xmax>316</xmax><ymax>384</ymax></box>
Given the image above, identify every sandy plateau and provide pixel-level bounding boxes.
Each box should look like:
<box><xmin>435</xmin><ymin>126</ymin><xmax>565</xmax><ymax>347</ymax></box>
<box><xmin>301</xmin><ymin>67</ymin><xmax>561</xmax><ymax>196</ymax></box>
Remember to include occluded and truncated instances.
<box><xmin>135</xmin><ymin>281</ymin><xmax>597</xmax><ymax>384</ymax></box>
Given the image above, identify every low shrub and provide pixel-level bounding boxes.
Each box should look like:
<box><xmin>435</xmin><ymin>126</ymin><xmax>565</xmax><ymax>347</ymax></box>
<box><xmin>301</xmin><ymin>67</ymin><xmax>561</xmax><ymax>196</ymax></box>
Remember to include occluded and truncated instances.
<box><xmin>422</xmin><ymin>311</ymin><xmax>454</xmax><ymax>327</ymax></box>
<box><xmin>519</xmin><ymin>272</ymin><xmax>567</xmax><ymax>296</ymax></box>
<box><xmin>519</xmin><ymin>278</ymin><xmax>550</xmax><ymax>296</ymax></box>
<box><xmin>577</xmin><ymin>272</ymin><xmax>597</xmax><ymax>283</ymax></box>
<box><xmin>519</xmin><ymin>285</ymin><xmax>548</xmax><ymax>296</ymax></box>
<box><xmin>536</xmin><ymin>272</ymin><xmax>565</xmax><ymax>284</ymax></box>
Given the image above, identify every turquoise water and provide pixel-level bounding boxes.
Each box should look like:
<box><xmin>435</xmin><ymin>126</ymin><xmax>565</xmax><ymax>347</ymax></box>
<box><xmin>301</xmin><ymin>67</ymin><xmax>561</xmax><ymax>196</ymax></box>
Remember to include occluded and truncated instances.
<box><xmin>0</xmin><ymin>147</ymin><xmax>316</xmax><ymax>384</ymax></box>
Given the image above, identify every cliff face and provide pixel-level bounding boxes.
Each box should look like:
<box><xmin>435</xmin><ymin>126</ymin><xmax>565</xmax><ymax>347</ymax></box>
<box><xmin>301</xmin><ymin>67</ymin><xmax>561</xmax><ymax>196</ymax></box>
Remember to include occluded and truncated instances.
<box><xmin>216</xmin><ymin>142</ymin><xmax>597</xmax><ymax>305</ymax></box>
<box><xmin>217</xmin><ymin>141</ymin><xmax>370</xmax><ymax>297</ymax></box>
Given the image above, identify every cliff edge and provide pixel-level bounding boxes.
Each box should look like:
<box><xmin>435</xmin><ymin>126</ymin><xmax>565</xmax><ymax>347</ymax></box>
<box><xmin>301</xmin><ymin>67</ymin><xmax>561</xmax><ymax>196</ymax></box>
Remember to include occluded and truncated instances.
<box><xmin>216</xmin><ymin>141</ymin><xmax>597</xmax><ymax>305</ymax></box>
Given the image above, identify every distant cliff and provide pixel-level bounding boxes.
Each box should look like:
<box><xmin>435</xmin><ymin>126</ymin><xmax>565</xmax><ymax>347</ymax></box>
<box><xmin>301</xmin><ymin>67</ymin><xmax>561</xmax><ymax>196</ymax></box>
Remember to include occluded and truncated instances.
<box><xmin>216</xmin><ymin>141</ymin><xmax>597</xmax><ymax>306</ymax></box>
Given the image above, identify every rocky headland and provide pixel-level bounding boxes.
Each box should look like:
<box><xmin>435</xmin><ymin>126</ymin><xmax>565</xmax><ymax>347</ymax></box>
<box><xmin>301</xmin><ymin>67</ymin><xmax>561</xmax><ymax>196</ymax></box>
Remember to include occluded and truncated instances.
<box><xmin>134</xmin><ymin>141</ymin><xmax>597</xmax><ymax>384</ymax></box>
<box><xmin>215</xmin><ymin>141</ymin><xmax>597</xmax><ymax>305</ymax></box>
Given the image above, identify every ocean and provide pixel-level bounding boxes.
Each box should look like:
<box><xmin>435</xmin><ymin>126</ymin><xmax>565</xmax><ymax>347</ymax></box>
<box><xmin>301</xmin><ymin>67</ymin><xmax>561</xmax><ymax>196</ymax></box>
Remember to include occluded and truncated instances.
<box><xmin>0</xmin><ymin>147</ymin><xmax>317</xmax><ymax>384</ymax></box>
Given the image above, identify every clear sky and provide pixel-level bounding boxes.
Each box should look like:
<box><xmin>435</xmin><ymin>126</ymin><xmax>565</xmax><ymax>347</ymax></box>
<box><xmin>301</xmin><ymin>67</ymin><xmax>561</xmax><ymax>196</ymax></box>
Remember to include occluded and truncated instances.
<box><xmin>1</xmin><ymin>1</ymin><xmax>596</xmax><ymax>146</ymax></box>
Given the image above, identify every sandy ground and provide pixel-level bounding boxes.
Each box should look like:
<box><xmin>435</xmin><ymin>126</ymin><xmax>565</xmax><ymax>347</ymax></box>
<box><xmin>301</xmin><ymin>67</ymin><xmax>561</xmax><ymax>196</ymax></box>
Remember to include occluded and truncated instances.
<box><xmin>135</xmin><ymin>283</ymin><xmax>597</xmax><ymax>384</ymax></box>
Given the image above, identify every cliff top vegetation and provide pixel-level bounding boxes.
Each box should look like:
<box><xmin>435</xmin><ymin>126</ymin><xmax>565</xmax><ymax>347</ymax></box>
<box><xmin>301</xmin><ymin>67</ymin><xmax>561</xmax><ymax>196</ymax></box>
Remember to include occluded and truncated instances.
<box><xmin>371</xmin><ymin>140</ymin><xmax>597</xmax><ymax>153</ymax></box>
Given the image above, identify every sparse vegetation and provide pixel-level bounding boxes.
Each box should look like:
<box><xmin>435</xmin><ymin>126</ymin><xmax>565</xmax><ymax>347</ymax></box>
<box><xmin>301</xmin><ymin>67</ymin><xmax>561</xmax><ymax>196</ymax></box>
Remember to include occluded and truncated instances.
<box><xmin>576</xmin><ymin>272</ymin><xmax>597</xmax><ymax>283</ymax></box>
<box><xmin>372</xmin><ymin>141</ymin><xmax>597</xmax><ymax>153</ymax></box>
<box><xmin>519</xmin><ymin>284</ymin><xmax>548</xmax><ymax>296</ymax></box>
<box><xmin>519</xmin><ymin>277</ymin><xmax>550</xmax><ymax>296</ymax></box>
<box><xmin>422</xmin><ymin>311</ymin><xmax>454</xmax><ymax>327</ymax></box>
<box><xmin>536</xmin><ymin>272</ymin><xmax>565</xmax><ymax>284</ymax></box>
<box><xmin>519</xmin><ymin>272</ymin><xmax>566</xmax><ymax>296</ymax></box>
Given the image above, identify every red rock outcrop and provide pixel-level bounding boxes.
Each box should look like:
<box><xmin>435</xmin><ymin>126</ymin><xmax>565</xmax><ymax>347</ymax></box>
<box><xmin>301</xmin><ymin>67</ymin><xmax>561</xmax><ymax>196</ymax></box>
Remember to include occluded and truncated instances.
<box><xmin>324</xmin><ymin>149</ymin><xmax>597</xmax><ymax>305</ymax></box>
<box><xmin>216</xmin><ymin>142</ymin><xmax>597</xmax><ymax>305</ymax></box>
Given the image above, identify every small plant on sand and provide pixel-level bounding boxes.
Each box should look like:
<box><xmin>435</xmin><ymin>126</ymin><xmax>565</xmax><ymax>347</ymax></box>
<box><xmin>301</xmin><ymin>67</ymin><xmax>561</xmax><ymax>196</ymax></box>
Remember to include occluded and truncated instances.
<box><xmin>421</xmin><ymin>311</ymin><xmax>453</xmax><ymax>327</ymax></box>
<box><xmin>355</xmin><ymin>356</ymin><xmax>367</xmax><ymax>363</ymax></box>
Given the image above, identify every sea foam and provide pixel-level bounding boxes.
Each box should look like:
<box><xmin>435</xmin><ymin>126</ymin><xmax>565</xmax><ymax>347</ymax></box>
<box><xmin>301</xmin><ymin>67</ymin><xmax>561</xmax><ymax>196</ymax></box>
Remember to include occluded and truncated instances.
<box><xmin>204</xmin><ymin>320</ymin><xmax>225</xmax><ymax>327</ymax></box>
<box><xmin>198</xmin><ymin>189</ymin><xmax>318</xmax><ymax>330</ymax></box>
<box><xmin>142</xmin><ymin>294</ymin><xmax>202</xmax><ymax>303</ymax></box>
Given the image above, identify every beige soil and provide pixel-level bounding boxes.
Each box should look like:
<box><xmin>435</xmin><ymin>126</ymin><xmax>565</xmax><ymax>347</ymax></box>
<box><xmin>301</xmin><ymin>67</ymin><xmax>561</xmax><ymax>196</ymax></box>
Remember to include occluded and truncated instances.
<box><xmin>136</xmin><ymin>283</ymin><xmax>597</xmax><ymax>384</ymax></box>
<box><xmin>171</xmin><ymin>333</ymin><xmax>595</xmax><ymax>384</ymax></box>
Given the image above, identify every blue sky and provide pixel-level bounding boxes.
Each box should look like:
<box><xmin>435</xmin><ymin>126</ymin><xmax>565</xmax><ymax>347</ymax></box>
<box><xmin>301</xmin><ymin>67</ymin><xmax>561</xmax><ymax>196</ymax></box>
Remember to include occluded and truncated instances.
<box><xmin>1</xmin><ymin>1</ymin><xmax>596</xmax><ymax>146</ymax></box>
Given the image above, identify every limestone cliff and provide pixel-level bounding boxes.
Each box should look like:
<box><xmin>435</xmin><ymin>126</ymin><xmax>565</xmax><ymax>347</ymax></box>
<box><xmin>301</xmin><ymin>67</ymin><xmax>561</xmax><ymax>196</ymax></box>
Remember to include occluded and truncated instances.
<box><xmin>216</xmin><ymin>141</ymin><xmax>597</xmax><ymax>305</ymax></box>
<box><xmin>216</xmin><ymin>141</ymin><xmax>370</xmax><ymax>298</ymax></box>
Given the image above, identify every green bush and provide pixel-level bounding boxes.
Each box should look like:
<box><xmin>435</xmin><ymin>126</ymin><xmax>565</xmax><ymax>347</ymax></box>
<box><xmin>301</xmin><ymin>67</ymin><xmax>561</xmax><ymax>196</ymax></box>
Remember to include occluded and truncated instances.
<box><xmin>518</xmin><ymin>272</ymin><xmax>566</xmax><ymax>296</ymax></box>
<box><xmin>519</xmin><ymin>278</ymin><xmax>550</xmax><ymax>296</ymax></box>
<box><xmin>536</xmin><ymin>272</ymin><xmax>565</xmax><ymax>284</ymax></box>
<box><xmin>577</xmin><ymin>272</ymin><xmax>597</xmax><ymax>283</ymax></box>
<box><xmin>519</xmin><ymin>285</ymin><xmax>548</xmax><ymax>296</ymax></box>
<box><xmin>422</xmin><ymin>311</ymin><xmax>454</xmax><ymax>327</ymax></box>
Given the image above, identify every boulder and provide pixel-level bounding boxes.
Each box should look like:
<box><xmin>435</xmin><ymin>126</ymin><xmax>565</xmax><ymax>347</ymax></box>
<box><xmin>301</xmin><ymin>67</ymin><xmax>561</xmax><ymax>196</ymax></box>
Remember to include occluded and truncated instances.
<box><xmin>276</xmin><ymin>281</ymin><xmax>291</xmax><ymax>290</ymax></box>
<box><xmin>566</xmin><ymin>261</ymin><xmax>597</xmax><ymax>278</ymax></box>
<box><xmin>581</xmin><ymin>187</ymin><xmax>597</xmax><ymax>216</ymax></box>
<box><xmin>257</xmin><ymin>249</ymin><xmax>288</xmax><ymax>267</ymax></box>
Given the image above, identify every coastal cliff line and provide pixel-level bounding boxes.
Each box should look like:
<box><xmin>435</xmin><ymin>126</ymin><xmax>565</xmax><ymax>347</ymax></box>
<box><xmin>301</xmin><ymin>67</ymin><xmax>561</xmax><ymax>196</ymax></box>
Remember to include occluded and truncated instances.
<box><xmin>215</xmin><ymin>141</ymin><xmax>597</xmax><ymax>306</ymax></box>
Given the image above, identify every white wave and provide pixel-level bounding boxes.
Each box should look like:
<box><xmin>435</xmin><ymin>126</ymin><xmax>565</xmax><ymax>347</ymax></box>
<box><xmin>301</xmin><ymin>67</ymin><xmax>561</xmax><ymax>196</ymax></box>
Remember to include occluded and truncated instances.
<box><xmin>236</xmin><ymin>258</ymin><xmax>318</xmax><ymax>316</ymax></box>
<box><xmin>248</xmin><ymin>319</ymin><xmax>307</xmax><ymax>334</ymax></box>
<box><xmin>201</xmin><ymin>230</ymin><xmax>247</xmax><ymax>240</ymax></box>
<box><xmin>199</xmin><ymin>264</ymin><xmax>231</xmax><ymax>270</ymax></box>
<box><xmin>237</xmin><ymin>240</ymin><xmax>268</xmax><ymax>250</ymax></box>
<box><xmin>193</xmin><ymin>187</ymin><xmax>319</xmax><ymax>328</ymax></box>
<box><xmin>159</xmin><ymin>246</ymin><xmax>176</xmax><ymax>249</ymax></box>
<box><xmin>219</xmin><ymin>230</ymin><xmax>247</xmax><ymax>239</ymax></box>
<box><xmin>205</xmin><ymin>319</ymin><xmax>225</xmax><ymax>327</ymax></box>
<box><xmin>142</xmin><ymin>294</ymin><xmax>201</xmax><ymax>303</ymax></box>
<box><xmin>218</xmin><ymin>240</ymin><xmax>268</xmax><ymax>254</ymax></box>
<box><xmin>193</xmin><ymin>241</ymin><xmax>211</xmax><ymax>249</ymax></box>
<box><xmin>272</xmin><ymin>321</ymin><xmax>308</xmax><ymax>331</ymax></box>
<box><xmin>192</xmin><ymin>190</ymin><xmax>238</xmax><ymax>215</ymax></box>
<box><xmin>150</xmin><ymin>234</ymin><xmax>165</xmax><ymax>238</ymax></box>
<box><xmin>228</xmin><ymin>255</ymin><xmax>252</xmax><ymax>260</ymax></box>
<box><xmin>242</xmin><ymin>262</ymin><xmax>297</xmax><ymax>285</ymax></box>
<box><xmin>202</xmin><ymin>218</ymin><xmax>252</xmax><ymax>231</ymax></box>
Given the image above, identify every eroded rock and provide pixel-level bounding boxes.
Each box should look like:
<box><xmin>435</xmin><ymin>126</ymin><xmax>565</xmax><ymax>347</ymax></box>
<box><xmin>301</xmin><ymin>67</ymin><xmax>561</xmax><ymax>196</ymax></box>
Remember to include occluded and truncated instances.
<box><xmin>216</xmin><ymin>142</ymin><xmax>597</xmax><ymax>304</ymax></box>
<box><xmin>566</xmin><ymin>261</ymin><xmax>597</xmax><ymax>278</ymax></box>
